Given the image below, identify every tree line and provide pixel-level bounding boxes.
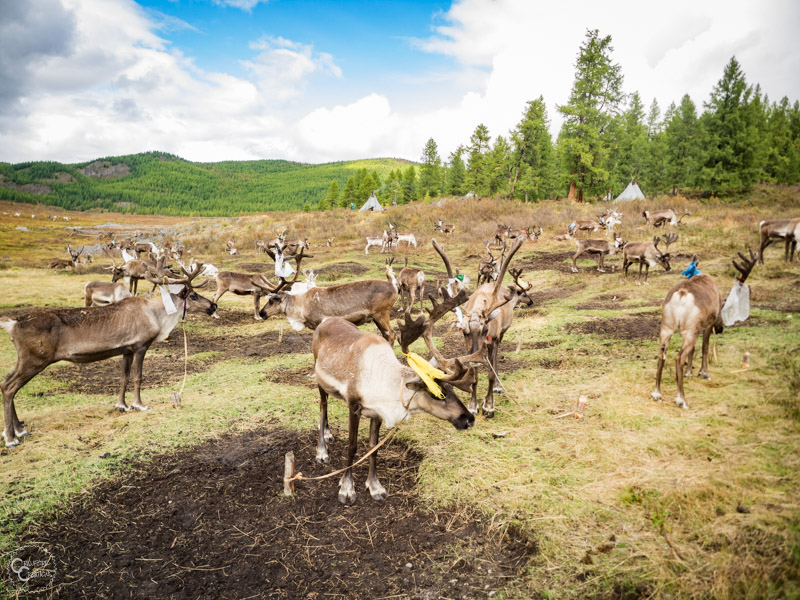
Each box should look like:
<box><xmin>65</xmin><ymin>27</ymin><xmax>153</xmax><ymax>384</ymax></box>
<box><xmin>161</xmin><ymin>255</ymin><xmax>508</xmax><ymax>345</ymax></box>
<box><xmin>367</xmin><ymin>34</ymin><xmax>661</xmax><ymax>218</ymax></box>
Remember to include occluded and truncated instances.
<box><xmin>325</xmin><ymin>30</ymin><xmax>800</xmax><ymax>209</ymax></box>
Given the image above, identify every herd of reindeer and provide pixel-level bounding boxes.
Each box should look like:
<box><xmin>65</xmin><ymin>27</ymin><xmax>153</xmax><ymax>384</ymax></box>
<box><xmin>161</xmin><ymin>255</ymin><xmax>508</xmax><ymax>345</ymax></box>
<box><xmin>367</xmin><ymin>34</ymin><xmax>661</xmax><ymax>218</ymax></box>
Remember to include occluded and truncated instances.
<box><xmin>1</xmin><ymin>209</ymin><xmax>798</xmax><ymax>504</ymax></box>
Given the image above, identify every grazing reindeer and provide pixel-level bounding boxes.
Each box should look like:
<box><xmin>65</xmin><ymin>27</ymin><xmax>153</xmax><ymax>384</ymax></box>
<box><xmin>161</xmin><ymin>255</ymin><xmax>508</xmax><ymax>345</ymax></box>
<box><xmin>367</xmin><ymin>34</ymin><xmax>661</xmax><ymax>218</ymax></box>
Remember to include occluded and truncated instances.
<box><xmin>507</xmin><ymin>226</ymin><xmax>541</xmax><ymax>243</ymax></box>
<box><xmin>434</xmin><ymin>219</ymin><xmax>455</xmax><ymax>236</ymax></box>
<box><xmin>313</xmin><ymin>275</ymin><xmax>480</xmax><ymax>504</ymax></box>
<box><xmin>396</xmin><ymin>233</ymin><xmax>418</xmax><ymax>247</ymax></box>
<box><xmin>212</xmin><ymin>271</ymin><xmax>278</xmax><ymax>320</ymax></box>
<box><xmin>568</xmin><ymin>218</ymin><xmax>606</xmax><ymax>237</ymax></box>
<box><xmin>1</xmin><ymin>260</ymin><xmax>218</xmax><ymax>447</ymax></box>
<box><xmin>435</xmin><ymin>238</ymin><xmax>533</xmax><ymax>417</ymax></box>
<box><xmin>48</xmin><ymin>245</ymin><xmax>84</xmax><ymax>270</ymax></box>
<box><xmin>757</xmin><ymin>218</ymin><xmax>800</xmax><ymax>264</ymax></box>
<box><xmin>652</xmin><ymin>249</ymin><xmax>757</xmax><ymax>409</ymax></box>
<box><xmin>571</xmin><ymin>235</ymin><xmax>625</xmax><ymax>273</ymax></box>
<box><xmin>643</xmin><ymin>209</ymin><xmax>691</xmax><ymax>228</ymax></box>
<box><xmin>259</xmin><ymin>248</ymin><xmax>398</xmax><ymax>343</ymax></box>
<box><xmin>396</xmin><ymin>257</ymin><xmax>426</xmax><ymax>313</ymax></box>
<box><xmin>84</xmin><ymin>281</ymin><xmax>132</xmax><ymax>306</ymax></box>
<box><xmin>622</xmin><ymin>233</ymin><xmax>678</xmax><ymax>284</ymax></box>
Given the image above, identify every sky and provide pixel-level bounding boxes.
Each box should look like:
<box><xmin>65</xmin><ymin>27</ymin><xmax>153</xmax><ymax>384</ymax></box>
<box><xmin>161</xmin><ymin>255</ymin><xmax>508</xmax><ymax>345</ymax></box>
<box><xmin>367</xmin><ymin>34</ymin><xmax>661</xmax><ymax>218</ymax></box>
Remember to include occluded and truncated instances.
<box><xmin>1</xmin><ymin>0</ymin><xmax>799</xmax><ymax>165</ymax></box>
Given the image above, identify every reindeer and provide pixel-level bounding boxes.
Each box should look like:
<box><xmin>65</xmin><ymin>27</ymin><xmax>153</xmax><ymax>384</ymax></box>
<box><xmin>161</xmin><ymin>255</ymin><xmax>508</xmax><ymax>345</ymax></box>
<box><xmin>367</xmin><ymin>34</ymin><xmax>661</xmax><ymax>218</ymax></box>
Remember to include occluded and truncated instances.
<box><xmin>106</xmin><ymin>254</ymin><xmax>155</xmax><ymax>295</ymax></box>
<box><xmin>365</xmin><ymin>230</ymin><xmax>394</xmax><ymax>255</ymax></box>
<box><xmin>212</xmin><ymin>271</ymin><xmax>278</xmax><ymax>320</ymax></box>
<box><xmin>493</xmin><ymin>224</ymin><xmax>512</xmax><ymax>246</ymax></box>
<box><xmin>133</xmin><ymin>241</ymin><xmax>155</xmax><ymax>257</ymax></box>
<box><xmin>313</xmin><ymin>268</ymin><xmax>481</xmax><ymax>504</ymax></box>
<box><xmin>477</xmin><ymin>241</ymin><xmax>502</xmax><ymax>285</ymax></box>
<box><xmin>255</xmin><ymin>239</ymin><xmax>269</xmax><ymax>254</ymax></box>
<box><xmin>507</xmin><ymin>227</ymin><xmax>541</xmax><ymax>243</ymax></box>
<box><xmin>643</xmin><ymin>209</ymin><xmax>691</xmax><ymax>228</ymax></box>
<box><xmin>284</xmin><ymin>237</ymin><xmax>310</xmax><ymax>255</ymax></box>
<box><xmin>48</xmin><ymin>245</ymin><xmax>84</xmax><ymax>270</ymax></box>
<box><xmin>395</xmin><ymin>257</ymin><xmax>426</xmax><ymax>313</ymax></box>
<box><xmin>268</xmin><ymin>228</ymin><xmax>288</xmax><ymax>252</ymax></box>
<box><xmin>571</xmin><ymin>235</ymin><xmax>625</xmax><ymax>273</ymax></box>
<box><xmin>435</xmin><ymin>238</ymin><xmax>533</xmax><ymax>417</ymax></box>
<box><xmin>396</xmin><ymin>233</ymin><xmax>418</xmax><ymax>247</ymax></box>
<box><xmin>259</xmin><ymin>248</ymin><xmax>397</xmax><ymax>343</ymax></box>
<box><xmin>314</xmin><ymin>238</ymin><xmax>334</xmax><ymax>249</ymax></box>
<box><xmin>652</xmin><ymin>249</ymin><xmax>756</xmax><ymax>409</ymax></box>
<box><xmin>84</xmin><ymin>281</ymin><xmax>133</xmax><ymax>306</ymax></box>
<box><xmin>757</xmin><ymin>218</ymin><xmax>800</xmax><ymax>264</ymax></box>
<box><xmin>622</xmin><ymin>233</ymin><xmax>678</xmax><ymax>284</ymax></box>
<box><xmin>1</xmin><ymin>260</ymin><xmax>218</xmax><ymax>447</ymax></box>
<box><xmin>568</xmin><ymin>218</ymin><xmax>606</xmax><ymax>237</ymax></box>
<box><xmin>434</xmin><ymin>219</ymin><xmax>455</xmax><ymax>236</ymax></box>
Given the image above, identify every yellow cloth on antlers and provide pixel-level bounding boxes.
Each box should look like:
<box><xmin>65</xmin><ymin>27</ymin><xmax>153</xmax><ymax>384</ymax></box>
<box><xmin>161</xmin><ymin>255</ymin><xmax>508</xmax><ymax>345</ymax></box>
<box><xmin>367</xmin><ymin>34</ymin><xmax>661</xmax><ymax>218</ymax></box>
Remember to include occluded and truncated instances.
<box><xmin>403</xmin><ymin>351</ymin><xmax>446</xmax><ymax>399</ymax></box>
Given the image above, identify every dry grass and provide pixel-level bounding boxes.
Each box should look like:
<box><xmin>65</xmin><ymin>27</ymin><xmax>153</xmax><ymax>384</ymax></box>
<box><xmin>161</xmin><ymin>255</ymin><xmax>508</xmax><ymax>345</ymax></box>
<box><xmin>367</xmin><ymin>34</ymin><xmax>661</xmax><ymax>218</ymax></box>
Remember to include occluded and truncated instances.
<box><xmin>1</xmin><ymin>189</ymin><xmax>800</xmax><ymax>599</ymax></box>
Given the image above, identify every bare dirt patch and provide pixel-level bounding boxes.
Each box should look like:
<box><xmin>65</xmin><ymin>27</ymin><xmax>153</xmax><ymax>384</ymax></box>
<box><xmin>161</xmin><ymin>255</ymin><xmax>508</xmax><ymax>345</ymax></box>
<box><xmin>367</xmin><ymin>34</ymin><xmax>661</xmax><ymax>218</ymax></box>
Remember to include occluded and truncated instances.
<box><xmin>263</xmin><ymin>366</ymin><xmax>316</xmax><ymax>388</ymax></box>
<box><xmin>316</xmin><ymin>261</ymin><xmax>370</xmax><ymax>281</ymax></box>
<box><xmin>574</xmin><ymin>293</ymin><xmax>630</xmax><ymax>311</ymax></box>
<box><xmin>567</xmin><ymin>312</ymin><xmax>661</xmax><ymax>341</ymax></box>
<box><xmin>23</xmin><ymin>428</ymin><xmax>532</xmax><ymax>599</ymax></box>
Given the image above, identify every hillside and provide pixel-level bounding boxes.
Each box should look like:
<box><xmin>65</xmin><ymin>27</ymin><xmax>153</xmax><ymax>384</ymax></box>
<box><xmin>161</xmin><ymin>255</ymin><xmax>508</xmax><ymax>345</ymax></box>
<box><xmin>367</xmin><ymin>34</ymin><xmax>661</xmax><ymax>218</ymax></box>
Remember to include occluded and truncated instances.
<box><xmin>0</xmin><ymin>152</ymin><xmax>412</xmax><ymax>216</ymax></box>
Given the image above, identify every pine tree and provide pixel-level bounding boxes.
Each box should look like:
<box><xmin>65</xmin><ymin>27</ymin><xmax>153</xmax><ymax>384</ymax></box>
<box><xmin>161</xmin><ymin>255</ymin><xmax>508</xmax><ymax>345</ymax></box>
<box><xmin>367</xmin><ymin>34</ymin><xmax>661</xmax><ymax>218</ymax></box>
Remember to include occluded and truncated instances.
<box><xmin>402</xmin><ymin>165</ymin><xmax>418</xmax><ymax>203</ymax></box>
<box><xmin>608</xmin><ymin>91</ymin><xmax>648</xmax><ymax>193</ymax></box>
<box><xmin>341</xmin><ymin>176</ymin><xmax>357</xmax><ymax>208</ymax></box>
<box><xmin>698</xmin><ymin>56</ymin><xmax>760</xmax><ymax>195</ymax></box>
<box><xmin>487</xmin><ymin>135</ymin><xmax>512</xmax><ymax>198</ymax></box>
<box><xmin>321</xmin><ymin>179</ymin><xmax>339</xmax><ymax>210</ymax></box>
<box><xmin>446</xmin><ymin>147</ymin><xmax>466</xmax><ymax>196</ymax></box>
<box><xmin>557</xmin><ymin>29</ymin><xmax>624</xmax><ymax>201</ymax></box>
<box><xmin>665</xmin><ymin>95</ymin><xmax>701</xmax><ymax>194</ymax></box>
<box><xmin>509</xmin><ymin>96</ymin><xmax>556</xmax><ymax>201</ymax></box>
<box><xmin>419</xmin><ymin>138</ymin><xmax>442</xmax><ymax>197</ymax></box>
<box><xmin>465</xmin><ymin>124</ymin><xmax>491</xmax><ymax>196</ymax></box>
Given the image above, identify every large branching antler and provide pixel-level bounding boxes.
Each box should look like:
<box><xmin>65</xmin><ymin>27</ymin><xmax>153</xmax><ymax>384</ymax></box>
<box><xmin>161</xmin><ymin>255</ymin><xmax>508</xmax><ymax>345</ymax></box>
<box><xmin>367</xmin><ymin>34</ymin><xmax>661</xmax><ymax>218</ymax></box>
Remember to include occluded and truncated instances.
<box><xmin>732</xmin><ymin>247</ymin><xmax>757</xmax><ymax>283</ymax></box>
<box><xmin>143</xmin><ymin>255</ymin><xmax>207</xmax><ymax>288</ymax></box>
<box><xmin>663</xmin><ymin>232</ymin><xmax>678</xmax><ymax>251</ymax></box>
<box><xmin>262</xmin><ymin>246</ymin><xmax>312</xmax><ymax>293</ymax></box>
<box><xmin>508</xmin><ymin>267</ymin><xmax>533</xmax><ymax>293</ymax></box>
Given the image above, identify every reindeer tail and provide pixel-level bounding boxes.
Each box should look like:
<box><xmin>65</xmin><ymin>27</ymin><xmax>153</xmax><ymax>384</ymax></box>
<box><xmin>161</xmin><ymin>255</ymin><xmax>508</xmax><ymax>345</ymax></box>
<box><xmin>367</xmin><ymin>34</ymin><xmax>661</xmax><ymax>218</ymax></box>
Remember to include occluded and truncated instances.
<box><xmin>0</xmin><ymin>317</ymin><xmax>17</xmax><ymax>335</ymax></box>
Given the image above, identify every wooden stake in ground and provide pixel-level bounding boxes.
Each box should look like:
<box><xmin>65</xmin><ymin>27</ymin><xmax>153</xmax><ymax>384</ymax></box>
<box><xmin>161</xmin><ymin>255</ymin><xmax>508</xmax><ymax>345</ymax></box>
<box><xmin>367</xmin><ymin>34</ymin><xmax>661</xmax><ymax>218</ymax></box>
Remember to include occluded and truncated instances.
<box><xmin>283</xmin><ymin>452</ymin><xmax>296</xmax><ymax>496</ymax></box>
<box><xmin>278</xmin><ymin>324</ymin><xmax>284</xmax><ymax>344</ymax></box>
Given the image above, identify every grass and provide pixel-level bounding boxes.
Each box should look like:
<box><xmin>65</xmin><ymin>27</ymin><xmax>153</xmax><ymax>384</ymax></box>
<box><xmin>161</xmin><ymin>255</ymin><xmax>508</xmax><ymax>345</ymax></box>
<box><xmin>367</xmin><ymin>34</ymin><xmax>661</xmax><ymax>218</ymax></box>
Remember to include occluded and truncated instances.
<box><xmin>1</xmin><ymin>188</ymin><xmax>800</xmax><ymax>598</ymax></box>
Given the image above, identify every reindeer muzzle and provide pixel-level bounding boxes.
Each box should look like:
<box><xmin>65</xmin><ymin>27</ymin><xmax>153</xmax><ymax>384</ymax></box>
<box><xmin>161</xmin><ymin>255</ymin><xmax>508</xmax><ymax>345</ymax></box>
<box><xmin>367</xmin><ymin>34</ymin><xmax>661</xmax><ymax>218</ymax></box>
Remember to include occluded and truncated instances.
<box><xmin>452</xmin><ymin>412</ymin><xmax>475</xmax><ymax>431</ymax></box>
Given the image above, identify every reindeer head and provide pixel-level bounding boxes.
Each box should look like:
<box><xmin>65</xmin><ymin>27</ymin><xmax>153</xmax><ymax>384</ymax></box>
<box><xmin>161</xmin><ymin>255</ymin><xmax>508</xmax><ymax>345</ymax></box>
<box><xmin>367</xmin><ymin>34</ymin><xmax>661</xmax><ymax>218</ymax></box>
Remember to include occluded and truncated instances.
<box><xmin>144</xmin><ymin>256</ymin><xmax>218</xmax><ymax>318</ymax></box>
<box><xmin>258</xmin><ymin>246</ymin><xmax>312</xmax><ymax>319</ymax></box>
<box><xmin>653</xmin><ymin>233</ymin><xmax>678</xmax><ymax>271</ymax></box>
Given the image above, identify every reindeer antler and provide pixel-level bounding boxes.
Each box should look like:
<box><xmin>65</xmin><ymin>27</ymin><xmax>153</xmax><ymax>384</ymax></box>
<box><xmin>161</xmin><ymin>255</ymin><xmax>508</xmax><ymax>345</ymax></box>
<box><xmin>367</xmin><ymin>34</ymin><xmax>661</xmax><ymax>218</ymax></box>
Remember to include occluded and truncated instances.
<box><xmin>431</xmin><ymin>238</ymin><xmax>454</xmax><ymax>279</ymax></box>
<box><xmin>508</xmin><ymin>267</ymin><xmax>533</xmax><ymax>292</ymax></box>
<box><xmin>732</xmin><ymin>247</ymin><xmax>757</xmax><ymax>283</ymax></box>
<box><xmin>653</xmin><ymin>236</ymin><xmax>663</xmax><ymax>253</ymax></box>
<box><xmin>663</xmin><ymin>232</ymin><xmax>678</xmax><ymax>250</ymax></box>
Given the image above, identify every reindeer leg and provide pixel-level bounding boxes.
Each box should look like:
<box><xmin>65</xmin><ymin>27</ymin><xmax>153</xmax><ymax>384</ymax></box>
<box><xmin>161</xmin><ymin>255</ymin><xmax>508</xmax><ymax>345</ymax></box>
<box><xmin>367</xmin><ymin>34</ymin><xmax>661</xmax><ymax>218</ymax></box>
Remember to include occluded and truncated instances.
<box><xmin>115</xmin><ymin>351</ymin><xmax>134</xmax><ymax>412</ymax></box>
<box><xmin>338</xmin><ymin>404</ymin><xmax>360</xmax><ymax>505</ymax></box>
<box><xmin>698</xmin><ymin>328</ymin><xmax>712</xmax><ymax>380</ymax></box>
<box><xmin>129</xmin><ymin>348</ymin><xmax>150</xmax><ymax>411</ymax></box>
<box><xmin>571</xmin><ymin>252</ymin><xmax>580</xmax><ymax>273</ymax></box>
<box><xmin>482</xmin><ymin>343</ymin><xmax>499</xmax><ymax>418</ymax></box>
<box><xmin>643</xmin><ymin>263</ymin><xmax>650</xmax><ymax>285</ymax></box>
<box><xmin>253</xmin><ymin>292</ymin><xmax>263</xmax><ymax>321</ymax></box>
<box><xmin>417</xmin><ymin>286</ymin><xmax>424</xmax><ymax>315</ymax></box>
<box><xmin>674</xmin><ymin>333</ymin><xmax>697</xmax><ymax>409</ymax></box>
<box><xmin>597</xmin><ymin>253</ymin><xmax>605</xmax><ymax>273</ymax></box>
<box><xmin>684</xmin><ymin>346</ymin><xmax>695</xmax><ymax>377</ymax></box>
<box><xmin>365</xmin><ymin>417</ymin><xmax>387</xmax><ymax>500</ymax></box>
<box><xmin>652</xmin><ymin>329</ymin><xmax>672</xmax><ymax>401</ymax></box>
<box><xmin>316</xmin><ymin>386</ymin><xmax>332</xmax><ymax>463</ymax></box>
<box><xmin>758</xmin><ymin>236</ymin><xmax>772</xmax><ymax>265</ymax></box>
<box><xmin>2</xmin><ymin>361</ymin><xmax>46</xmax><ymax>446</ymax></box>
<box><xmin>373</xmin><ymin>312</ymin><xmax>396</xmax><ymax>346</ymax></box>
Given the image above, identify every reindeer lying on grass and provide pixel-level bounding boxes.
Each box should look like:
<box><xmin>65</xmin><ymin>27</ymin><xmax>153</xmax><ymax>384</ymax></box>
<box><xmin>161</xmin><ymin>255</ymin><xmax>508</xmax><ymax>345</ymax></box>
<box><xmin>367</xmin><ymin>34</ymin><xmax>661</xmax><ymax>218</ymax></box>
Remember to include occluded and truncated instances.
<box><xmin>1</xmin><ymin>259</ymin><xmax>218</xmax><ymax>447</ymax></box>
<box><xmin>651</xmin><ymin>248</ymin><xmax>757</xmax><ymax>409</ymax></box>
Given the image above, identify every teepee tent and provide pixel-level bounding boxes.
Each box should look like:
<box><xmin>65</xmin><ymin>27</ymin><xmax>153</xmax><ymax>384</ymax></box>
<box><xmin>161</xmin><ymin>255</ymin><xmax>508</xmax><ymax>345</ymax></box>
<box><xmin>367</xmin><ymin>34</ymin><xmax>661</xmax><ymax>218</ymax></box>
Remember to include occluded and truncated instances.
<box><xmin>359</xmin><ymin>192</ymin><xmax>383</xmax><ymax>212</ymax></box>
<box><xmin>614</xmin><ymin>179</ymin><xmax>646</xmax><ymax>202</ymax></box>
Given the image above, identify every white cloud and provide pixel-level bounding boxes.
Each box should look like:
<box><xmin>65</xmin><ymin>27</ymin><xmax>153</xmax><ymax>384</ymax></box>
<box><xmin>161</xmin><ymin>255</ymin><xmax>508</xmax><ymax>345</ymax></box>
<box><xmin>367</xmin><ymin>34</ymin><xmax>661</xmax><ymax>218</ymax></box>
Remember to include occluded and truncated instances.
<box><xmin>0</xmin><ymin>0</ymin><xmax>798</xmax><ymax>165</ymax></box>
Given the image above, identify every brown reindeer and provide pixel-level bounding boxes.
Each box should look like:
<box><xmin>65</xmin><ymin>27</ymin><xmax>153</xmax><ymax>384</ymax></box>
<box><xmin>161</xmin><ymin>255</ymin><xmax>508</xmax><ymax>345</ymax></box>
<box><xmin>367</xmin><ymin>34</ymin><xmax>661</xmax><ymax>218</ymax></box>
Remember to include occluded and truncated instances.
<box><xmin>643</xmin><ymin>209</ymin><xmax>691</xmax><ymax>228</ymax></box>
<box><xmin>48</xmin><ymin>245</ymin><xmax>84</xmax><ymax>270</ymax></box>
<box><xmin>313</xmin><ymin>273</ymin><xmax>480</xmax><ymax>504</ymax></box>
<box><xmin>434</xmin><ymin>218</ymin><xmax>455</xmax><ymax>236</ymax></box>
<box><xmin>1</xmin><ymin>259</ymin><xmax>218</xmax><ymax>447</ymax></box>
<box><xmin>477</xmin><ymin>241</ymin><xmax>502</xmax><ymax>285</ymax></box>
<box><xmin>571</xmin><ymin>235</ymin><xmax>625</xmax><ymax>273</ymax></box>
<box><xmin>568</xmin><ymin>218</ymin><xmax>606</xmax><ymax>237</ymax></box>
<box><xmin>435</xmin><ymin>238</ymin><xmax>533</xmax><ymax>417</ymax></box>
<box><xmin>105</xmin><ymin>253</ymin><xmax>156</xmax><ymax>295</ymax></box>
<box><xmin>757</xmin><ymin>218</ymin><xmax>800</xmax><ymax>264</ymax></box>
<box><xmin>397</xmin><ymin>257</ymin><xmax>426</xmax><ymax>313</ymax></box>
<box><xmin>622</xmin><ymin>233</ymin><xmax>678</xmax><ymax>284</ymax></box>
<box><xmin>213</xmin><ymin>271</ymin><xmax>278</xmax><ymax>320</ymax></box>
<box><xmin>651</xmin><ymin>249</ymin><xmax>757</xmax><ymax>409</ymax></box>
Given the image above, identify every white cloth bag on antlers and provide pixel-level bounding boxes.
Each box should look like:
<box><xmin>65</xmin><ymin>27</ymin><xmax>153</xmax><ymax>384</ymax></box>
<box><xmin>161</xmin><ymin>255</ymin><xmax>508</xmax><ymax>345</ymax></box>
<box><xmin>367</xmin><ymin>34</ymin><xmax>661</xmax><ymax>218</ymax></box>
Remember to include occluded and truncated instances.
<box><xmin>722</xmin><ymin>280</ymin><xmax>750</xmax><ymax>327</ymax></box>
<box><xmin>274</xmin><ymin>251</ymin><xmax>295</xmax><ymax>279</ymax></box>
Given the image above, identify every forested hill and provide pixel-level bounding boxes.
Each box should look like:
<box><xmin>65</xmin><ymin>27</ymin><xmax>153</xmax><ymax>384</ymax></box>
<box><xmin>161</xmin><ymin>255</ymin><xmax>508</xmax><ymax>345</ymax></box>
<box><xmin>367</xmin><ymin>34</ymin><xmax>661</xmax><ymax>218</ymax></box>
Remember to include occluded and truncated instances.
<box><xmin>0</xmin><ymin>152</ymin><xmax>411</xmax><ymax>216</ymax></box>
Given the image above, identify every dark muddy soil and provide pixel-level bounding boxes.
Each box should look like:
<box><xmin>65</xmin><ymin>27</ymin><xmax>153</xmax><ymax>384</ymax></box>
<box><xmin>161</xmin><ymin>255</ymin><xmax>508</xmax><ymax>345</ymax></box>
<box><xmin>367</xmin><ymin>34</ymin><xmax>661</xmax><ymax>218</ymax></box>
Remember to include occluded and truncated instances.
<box><xmin>574</xmin><ymin>293</ymin><xmax>630</xmax><ymax>311</ymax></box>
<box><xmin>315</xmin><ymin>261</ymin><xmax>370</xmax><ymax>281</ymax></box>
<box><xmin>263</xmin><ymin>366</ymin><xmax>317</xmax><ymax>388</ymax></box>
<box><xmin>23</xmin><ymin>428</ymin><xmax>532</xmax><ymax>599</ymax></box>
<box><xmin>518</xmin><ymin>251</ymin><xmax>574</xmax><ymax>272</ymax></box>
<box><xmin>567</xmin><ymin>312</ymin><xmax>661</xmax><ymax>340</ymax></box>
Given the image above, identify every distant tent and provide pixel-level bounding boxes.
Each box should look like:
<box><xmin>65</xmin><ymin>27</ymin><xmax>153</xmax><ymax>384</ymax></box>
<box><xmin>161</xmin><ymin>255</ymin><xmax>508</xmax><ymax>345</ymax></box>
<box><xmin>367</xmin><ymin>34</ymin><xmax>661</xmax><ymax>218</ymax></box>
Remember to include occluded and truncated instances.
<box><xmin>359</xmin><ymin>191</ymin><xmax>383</xmax><ymax>212</ymax></box>
<box><xmin>614</xmin><ymin>179</ymin><xmax>646</xmax><ymax>202</ymax></box>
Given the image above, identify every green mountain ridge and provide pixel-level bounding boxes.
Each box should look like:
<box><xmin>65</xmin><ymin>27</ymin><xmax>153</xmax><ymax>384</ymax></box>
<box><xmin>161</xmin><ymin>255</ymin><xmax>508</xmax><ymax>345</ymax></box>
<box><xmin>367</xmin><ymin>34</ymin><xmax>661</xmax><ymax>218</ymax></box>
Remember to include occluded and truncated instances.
<box><xmin>0</xmin><ymin>152</ymin><xmax>414</xmax><ymax>216</ymax></box>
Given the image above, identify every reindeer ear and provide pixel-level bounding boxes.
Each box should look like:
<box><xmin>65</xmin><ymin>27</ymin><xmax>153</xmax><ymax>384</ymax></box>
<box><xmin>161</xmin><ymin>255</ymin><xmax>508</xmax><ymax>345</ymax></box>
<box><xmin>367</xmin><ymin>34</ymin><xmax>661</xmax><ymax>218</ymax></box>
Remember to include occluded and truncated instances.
<box><xmin>404</xmin><ymin>375</ymin><xmax>428</xmax><ymax>392</ymax></box>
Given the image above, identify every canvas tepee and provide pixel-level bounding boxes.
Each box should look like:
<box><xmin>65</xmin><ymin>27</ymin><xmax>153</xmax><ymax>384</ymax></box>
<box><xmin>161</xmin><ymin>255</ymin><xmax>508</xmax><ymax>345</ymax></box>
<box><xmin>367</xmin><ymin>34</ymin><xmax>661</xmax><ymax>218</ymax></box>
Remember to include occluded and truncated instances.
<box><xmin>359</xmin><ymin>192</ymin><xmax>383</xmax><ymax>212</ymax></box>
<box><xmin>614</xmin><ymin>179</ymin><xmax>646</xmax><ymax>202</ymax></box>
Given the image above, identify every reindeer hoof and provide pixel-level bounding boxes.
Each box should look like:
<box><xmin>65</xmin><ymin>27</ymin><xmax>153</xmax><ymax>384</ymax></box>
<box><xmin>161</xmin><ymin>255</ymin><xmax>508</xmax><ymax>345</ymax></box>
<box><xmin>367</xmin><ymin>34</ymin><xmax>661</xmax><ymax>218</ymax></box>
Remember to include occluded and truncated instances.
<box><xmin>366</xmin><ymin>481</ymin><xmax>387</xmax><ymax>501</ymax></box>
<box><xmin>254</xmin><ymin>315</ymin><xmax>263</xmax><ymax>321</ymax></box>
<box><xmin>316</xmin><ymin>451</ymin><xmax>329</xmax><ymax>464</ymax></box>
<box><xmin>699</xmin><ymin>371</ymin><xmax>711</xmax><ymax>380</ymax></box>
<box><xmin>482</xmin><ymin>408</ymin><xmax>495</xmax><ymax>419</ymax></box>
<box><xmin>16</xmin><ymin>429</ymin><xmax>30</xmax><ymax>438</ymax></box>
<box><xmin>114</xmin><ymin>404</ymin><xmax>132</xmax><ymax>412</ymax></box>
<box><xmin>323</xmin><ymin>430</ymin><xmax>334</xmax><ymax>442</ymax></box>
<box><xmin>338</xmin><ymin>490</ymin><xmax>357</xmax><ymax>505</ymax></box>
<box><xmin>131</xmin><ymin>404</ymin><xmax>150</xmax><ymax>412</ymax></box>
<box><xmin>674</xmin><ymin>397</ymin><xmax>689</xmax><ymax>409</ymax></box>
<box><xmin>650</xmin><ymin>391</ymin><xmax>662</xmax><ymax>402</ymax></box>
<box><xmin>493</xmin><ymin>386</ymin><xmax>503</xmax><ymax>395</ymax></box>
<box><xmin>2</xmin><ymin>432</ymin><xmax>20</xmax><ymax>447</ymax></box>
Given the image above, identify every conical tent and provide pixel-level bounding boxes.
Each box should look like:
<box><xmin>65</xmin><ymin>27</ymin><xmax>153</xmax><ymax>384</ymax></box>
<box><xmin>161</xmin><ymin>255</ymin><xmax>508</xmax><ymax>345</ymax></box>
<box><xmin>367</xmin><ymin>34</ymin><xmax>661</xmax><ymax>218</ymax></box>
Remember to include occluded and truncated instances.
<box><xmin>614</xmin><ymin>180</ymin><xmax>646</xmax><ymax>202</ymax></box>
<box><xmin>359</xmin><ymin>192</ymin><xmax>383</xmax><ymax>212</ymax></box>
